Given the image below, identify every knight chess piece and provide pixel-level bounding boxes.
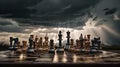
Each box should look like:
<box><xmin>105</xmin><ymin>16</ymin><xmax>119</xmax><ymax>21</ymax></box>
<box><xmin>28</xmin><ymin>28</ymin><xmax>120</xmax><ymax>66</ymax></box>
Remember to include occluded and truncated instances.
<box><xmin>27</xmin><ymin>35</ymin><xmax>35</xmax><ymax>54</ymax></box>
<box><xmin>49</xmin><ymin>39</ymin><xmax>55</xmax><ymax>53</ymax></box>
<box><xmin>64</xmin><ymin>31</ymin><xmax>71</xmax><ymax>50</ymax></box>
<box><xmin>13</xmin><ymin>37</ymin><xmax>19</xmax><ymax>50</ymax></box>
<box><xmin>56</xmin><ymin>31</ymin><xmax>64</xmax><ymax>52</ymax></box>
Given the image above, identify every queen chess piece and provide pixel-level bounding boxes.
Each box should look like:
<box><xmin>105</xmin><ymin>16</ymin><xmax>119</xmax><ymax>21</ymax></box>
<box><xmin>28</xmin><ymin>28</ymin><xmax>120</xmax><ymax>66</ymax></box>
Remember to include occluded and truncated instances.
<box><xmin>56</xmin><ymin>31</ymin><xmax>64</xmax><ymax>52</ymax></box>
<box><xmin>49</xmin><ymin>39</ymin><xmax>55</xmax><ymax>53</ymax></box>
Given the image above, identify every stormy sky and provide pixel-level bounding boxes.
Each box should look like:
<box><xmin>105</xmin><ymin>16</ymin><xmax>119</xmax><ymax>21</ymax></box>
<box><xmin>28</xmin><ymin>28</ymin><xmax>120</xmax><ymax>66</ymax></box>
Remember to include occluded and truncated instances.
<box><xmin>0</xmin><ymin>0</ymin><xmax>120</xmax><ymax>46</ymax></box>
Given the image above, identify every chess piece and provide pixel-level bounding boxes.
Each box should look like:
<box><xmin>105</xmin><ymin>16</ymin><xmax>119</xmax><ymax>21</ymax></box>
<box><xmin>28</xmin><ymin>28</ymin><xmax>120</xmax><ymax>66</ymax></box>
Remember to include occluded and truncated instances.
<box><xmin>13</xmin><ymin>37</ymin><xmax>19</xmax><ymax>50</ymax></box>
<box><xmin>38</xmin><ymin>37</ymin><xmax>43</xmax><ymax>48</ymax></box>
<box><xmin>9</xmin><ymin>37</ymin><xmax>13</xmax><ymax>50</ymax></box>
<box><xmin>90</xmin><ymin>37</ymin><xmax>102</xmax><ymax>53</ymax></box>
<box><xmin>70</xmin><ymin>39</ymin><xmax>74</xmax><ymax>48</ymax></box>
<box><xmin>43</xmin><ymin>34</ymin><xmax>49</xmax><ymax>51</ymax></box>
<box><xmin>56</xmin><ymin>31</ymin><xmax>64</xmax><ymax>52</ymax></box>
<box><xmin>34</xmin><ymin>35</ymin><xmax>38</xmax><ymax>49</ymax></box>
<box><xmin>79</xmin><ymin>34</ymin><xmax>84</xmax><ymax>51</ymax></box>
<box><xmin>27</xmin><ymin>35</ymin><xmax>35</xmax><ymax>54</ymax></box>
<box><xmin>22</xmin><ymin>41</ymin><xmax>28</xmax><ymax>54</ymax></box>
<box><xmin>49</xmin><ymin>39</ymin><xmax>55</xmax><ymax>53</ymax></box>
<box><xmin>64</xmin><ymin>31</ymin><xmax>70</xmax><ymax>50</ymax></box>
<box><xmin>16</xmin><ymin>41</ymin><xmax>22</xmax><ymax>54</ymax></box>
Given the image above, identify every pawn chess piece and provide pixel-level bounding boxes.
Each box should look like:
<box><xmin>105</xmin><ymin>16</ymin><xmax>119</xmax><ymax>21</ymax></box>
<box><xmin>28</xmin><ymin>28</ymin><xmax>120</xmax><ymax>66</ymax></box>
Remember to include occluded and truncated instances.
<box><xmin>27</xmin><ymin>35</ymin><xmax>35</xmax><ymax>54</ymax></box>
<box><xmin>8</xmin><ymin>37</ymin><xmax>13</xmax><ymax>50</ymax></box>
<box><xmin>16</xmin><ymin>41</ymin><xmax>22</xmax><ymax>54</ymax></box>
<box><xmin>56</xmin><ymin>31</ymin><xmax>64</xmax><ymax>52</ymax></box>
<box><xmin>22</xmin><ymin>41</ymin><xmax>28</xmax><ymax>54</ymax></box>
<box><xmin>43</xmin><ymin>35</ymin><xmax>49</xmax><ymax>51</ymax></box>
<box><xmin>37</xmin><ymin>37</ymin><xmax>43</xmax><ymax>52</ymax></box>
<box><xmin>49</xmin><ymin>39</ymin><xmax>55</xmax><ymax>53</ymax></box>
<box><xmin>64</xmin><ymin>31</ymin><xmax>70</xmax><ymax>50</ymax></box>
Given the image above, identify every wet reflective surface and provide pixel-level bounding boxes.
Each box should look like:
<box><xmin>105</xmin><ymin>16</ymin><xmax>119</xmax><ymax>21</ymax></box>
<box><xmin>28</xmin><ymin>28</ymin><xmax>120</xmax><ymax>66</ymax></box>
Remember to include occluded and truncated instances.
<box><xmin>0</xmin><ymin>50</ymin><xmax>120</xmax><ymax>64</ymax></box>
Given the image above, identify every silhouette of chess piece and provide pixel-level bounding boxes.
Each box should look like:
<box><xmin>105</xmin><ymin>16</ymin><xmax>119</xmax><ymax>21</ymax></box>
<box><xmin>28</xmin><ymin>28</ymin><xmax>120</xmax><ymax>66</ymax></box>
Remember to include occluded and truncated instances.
<box><xmin>49</xmin><ymin>39</ymin><xmax>55</xmax><ymax>53</ymax></box>
<box><xmin>16</xmin><ymin>41</ymin><xmax>22</xmax><ymax>54</ymax></box>
<box><xmin>13</xmin><ymin>37</ymin><xmax>19</xmax><ymax>50</ymax></box>
<box><xmin>38</xmin><ymin>37</ymin><xmax>43</xmax><ymax>48</ymax></box>
<box><xmin>22</xmin><ymin>41</ymin><xmax>28</xmax><ymax>54</ymax></box>
<box><xmin>64</xmin><ymin>31</ymin><xmax>71</xmax><ymax>50</ymax></box>
<box><xmin>43</xmin><ymin>35</ymin><xmax>49</xmax><ymax>50</ymax></box>
<box><xmin>9</xmin><ymin>37</ymin><xmax>13</xmax><ymax>50</ymax></box>
<box><xmin>90</xmin><ymin>37</ymin><xmax>102</xmax><ymax>53</ymax></box>
<box><xmin>79</xmin><ymin>34</ymin><xmax>84</xmax><ymax>52</ymax></box>
<box><xmin>56</xmin><ymin>31</ymin><xmax>64</xmax><ymax>52</ymax></box>
<box><xmin>27</xmin><ymin>35</ymin><xmax>35</xmax><ymax>54</ymax></box>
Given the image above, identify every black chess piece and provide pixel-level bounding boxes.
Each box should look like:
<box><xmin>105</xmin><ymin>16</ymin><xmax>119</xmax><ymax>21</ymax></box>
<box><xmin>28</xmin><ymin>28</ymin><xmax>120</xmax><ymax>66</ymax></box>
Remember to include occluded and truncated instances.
<box><xmin>9</xmin><ymin>37</ymin><xmax>13</xmax><ymax>50</ymax></box>
<box><xmin>49</xmin><ymin>39</ymin><xmax>55</xmax><ymax>53</ymax></box>
<box><xmin>56</xmin><ymin>31</ymin><xmax>64</xmax><ymax>52</ymax></box>
<box><xmin>27</xmin><ymin>35</ymin><xmax>35</xmax><ymax>54</ymax></box>
<box><xmin>64</xmin><ymin>31</ymin><xmax>70</xmax><ymax>50</ymax></box>
<box><xmin>13</xmin><ymin>37</ymin><xmax>19</xmax><ymax>50</ymax></box>
<box><xmin>90</xmin><ymin>37</ymin><xmax>102</xmax><ymax>53</ymax></box>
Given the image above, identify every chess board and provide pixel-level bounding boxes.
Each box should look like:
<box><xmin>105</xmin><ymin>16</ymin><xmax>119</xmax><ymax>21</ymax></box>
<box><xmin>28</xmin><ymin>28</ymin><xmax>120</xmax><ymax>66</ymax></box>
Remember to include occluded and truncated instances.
<box><xmin>0</xmin><ymin>50</ymin><xmax>120</xmax><ymax>64</ymax></box>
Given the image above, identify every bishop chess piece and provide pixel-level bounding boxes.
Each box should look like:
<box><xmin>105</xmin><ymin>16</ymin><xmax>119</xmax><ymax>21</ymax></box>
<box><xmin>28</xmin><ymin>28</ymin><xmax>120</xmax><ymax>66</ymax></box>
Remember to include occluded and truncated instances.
<box><xmin>79</xmin><ymin>34</ymin><xmax>85</xmax><ymax>52</ymax></box>
<box><xmin>27</xmin><ymin>35</ymin><xmax>35</xmax><ymax>54</ymax></box>
<box><xmin>56</xmin><ymin>31</ymin><xmax>64</xmax><ymax>52</ymax></box>
<box><xmin>64</xmin><ymin>31</ymin><xmax>71</xmax><ymax>50</ymax></box>
<box><xmin>8</xmin><ymin>37</ymin><xmax>13</xmax><ymax>50</ymax></box>
<box><xmin>49</xmin><ymin>39</ymin><xmax>55</xmax><ymax>53</ymax></box>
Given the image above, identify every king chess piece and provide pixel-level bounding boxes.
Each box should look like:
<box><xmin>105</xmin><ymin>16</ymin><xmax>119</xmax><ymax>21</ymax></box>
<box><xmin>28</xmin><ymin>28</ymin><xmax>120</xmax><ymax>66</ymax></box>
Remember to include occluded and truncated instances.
<box><xmin>49</xmin><ymin>39</ymin><xmax>55</xmax><ymax>53</ymax></box>
<box><xmin>56</xmin><ymin>31</ymin><xmax>64</xmax><ymax>52</ymax></box>
<box><xmin>64</xmin><ymin>31</ymin><xmax>71</xmax><ymax>50</ymax></box>
<box><xmin>27</xmin><ymin>35</ymin><xmax>35</xmax><ymax>54</ymax></box>
<box><xmin>9</xmin><ymin>37</ymin><xmax>13</xmax><ymax>50</ymax></box>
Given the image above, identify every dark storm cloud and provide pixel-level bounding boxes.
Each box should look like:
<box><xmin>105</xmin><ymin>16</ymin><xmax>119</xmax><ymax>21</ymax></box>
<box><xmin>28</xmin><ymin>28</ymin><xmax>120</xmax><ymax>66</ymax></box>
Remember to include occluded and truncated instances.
<box><xmin>0</xmin><ymin>0</ymin><xmax>43</xmax><ymax>18</ymax></box>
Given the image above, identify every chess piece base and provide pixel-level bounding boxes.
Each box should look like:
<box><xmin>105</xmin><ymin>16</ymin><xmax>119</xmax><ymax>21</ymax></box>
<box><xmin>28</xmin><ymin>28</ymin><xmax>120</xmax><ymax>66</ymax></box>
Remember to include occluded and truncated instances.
<box><xmin>8</xmin><ymin>47</ymin><xmax>13</xmax><ymax>50</ymax></box>
<box><xmin>56</xmin><ymin>48</ymin><xmax>64</xmax><ymax>53</ymax></box>
<box><xmin>49</xmin><ymin>49</ymin><xmax>55</xmax><ymax>53</ymax></box>
<box><xmin>27</xmin><ymin>48</ymin><xmax>35</xmax><ymax>54</ymax></box>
